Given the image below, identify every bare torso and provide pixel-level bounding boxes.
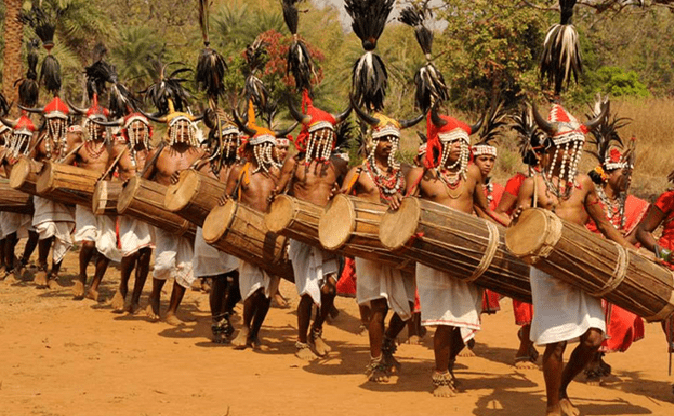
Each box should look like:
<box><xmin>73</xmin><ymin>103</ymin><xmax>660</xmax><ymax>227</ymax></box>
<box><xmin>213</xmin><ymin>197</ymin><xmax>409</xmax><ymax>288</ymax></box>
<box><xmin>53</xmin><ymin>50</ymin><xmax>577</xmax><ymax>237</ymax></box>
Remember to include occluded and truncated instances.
<box><xmin>113</xmin><ymin>143</ymin><xmax>148</xmax><ymax>182</ymax></box>
<box><xmin>75</xmin><ymin>140</ymin><xmax>112</xmax><ymax>174</ymax></box>
<box><xmin>408</xmin><ymin>164</ymin><xmax>483</xmax><ymax>215</ymax></box>
<box><xmin>146</xmin><ymin>142</ymin><xmax>204</xmax><ymax>186</ymax></box>
<box><xmin>277</xmin><ymin>155</ymin><xmax>347</xmax><ymax>207</ymax></box>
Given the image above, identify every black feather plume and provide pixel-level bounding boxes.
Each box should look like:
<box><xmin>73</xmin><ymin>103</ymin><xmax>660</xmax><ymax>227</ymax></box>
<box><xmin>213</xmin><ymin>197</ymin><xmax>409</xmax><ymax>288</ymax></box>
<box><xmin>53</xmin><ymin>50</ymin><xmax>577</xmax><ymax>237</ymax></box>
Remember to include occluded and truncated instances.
<box><xmin>15</xmin><ymin>41</ymin><xmax>40</xmax><ymax>107</ymax></box>
<box><xmin>143</xmin><ymin>63</ymin><xmax>193</xmax><ymax>114</ymax></box>
<box><xmin>85</xmin><ymin>60</ymin><xmax>115</xmax><ymax>101</ymax></box>
<box><xmin>335</xmin><ymin>118</ymin><xmax>359</xmax><ymax>153</ymax></box>
<box><xmin>346</xmin><ymin>0</ymin><xmax>394</xmax><ymax>112</ymax></box>
<box><xmin>109</xmin><ymin>81</ymin><xmax>140</xmax><ymax>119</ymax></box>
<box><xmin>540</xmin><ymin>0</ymin><xmax>582</xmax><ymax>95</ymax></box>
<box><xmin>196</xmin><ymin>0</ymin><xmax>227</xmax><ymax>106</ymax></box>
<box><xmin>243</xmin><ymin>39</ymin><xmax>271</xmax><ymax>112</ymax></box>
<box><xmin>512</xmin><ymin>104</ymin><xmax>547</xmax><ymax>167</ymax></box>
<box><xmin>399</xmin><ymin>5</ymin><xmax>434</xmax><ymax>57</ymax></box>
<box><xmin>282</xmin><ymin>0</ymin><xmax>314</xmax><ymax>93</ymax></box>
<box><xmin>40</xmin><ymin>55</ymin><xmax>62</xmax><ymax>95</ymax></box>
<box><xmin>585</xmin><ymin>95</ymin><xmax>631</xmax><ymax>166</ymax></box>
<box><xmin>20</xmin><ymin>4</ymin><xmax>61</xmax><ymax>50</ymax></box>
<box><xmin>282</xmin><ymin>0</ymin><xmax>302</xmax><ymax>35</ymax></box>
<box><xmin>475</xmin><ymin>98</ymin><xmax>509</xmax><ymax>147</ymax></box>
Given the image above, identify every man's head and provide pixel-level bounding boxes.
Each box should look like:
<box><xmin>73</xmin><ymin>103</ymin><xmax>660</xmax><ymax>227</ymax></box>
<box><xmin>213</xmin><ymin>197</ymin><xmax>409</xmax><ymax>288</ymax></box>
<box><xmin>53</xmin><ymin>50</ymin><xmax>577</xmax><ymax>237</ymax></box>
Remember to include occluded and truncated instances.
<box><xmin>169</xmin><ymin>117</ymin><xmax>195</xmax><ymax>145</ymax></box>
<box><xmin>275</xmin><ymin>137</ymin><xmax>290</xmax><ymax>164</ymax></box>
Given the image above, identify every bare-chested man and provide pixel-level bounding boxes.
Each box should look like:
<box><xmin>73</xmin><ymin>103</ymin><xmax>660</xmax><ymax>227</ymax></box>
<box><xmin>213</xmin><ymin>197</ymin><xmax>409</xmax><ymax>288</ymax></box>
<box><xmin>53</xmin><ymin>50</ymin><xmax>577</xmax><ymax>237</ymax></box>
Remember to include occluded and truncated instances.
<box><xmin>280</xmin><ymin>95</ymin><xmax>350</xmax><ymax>359</ymax></box>
<box><xmin>0</xmin><ymin>114</ymin><xmax>40</xmax><ymax>283</ymax></box>
<box><xmin>143</xmin><ymin>113</ymin><xmax>203</xmax><ymax>324</ymax></box>
<box><xmin>104</xmin><ymin>114</ymin><xmax>154</xmax><ymax>313</ymax></box>
<box><xmin>343</xmin><ymin>108</ymin><xmax>421</xmax><ymax>382</ymax></box>
<box><xmin>404</xmin><ymin>107</ymin><xmax>507</xmax><ymax>397</ymax></box>
<box><xmin>224</xmin><ymin>116</ymin><xmax>289</xmax><ymax>349</ymax></box>
<box><xmin>191</xmin><ymin>116</ymin><xmax>242</xmax><ymax>342</ymax></box>
<box><xmin>0</xmin><ymin>123</ymin><xmax>11</xmax><ymax>275</ymax></box>
<box><xmin>63</xmin><ymin>106</ymin><xmax>120</xmax><ymax>301</ymax></box>
<box><xmin>515</xmin><ymin>103</ymin><xmax>632</xmax><ymax>416</ymax></box>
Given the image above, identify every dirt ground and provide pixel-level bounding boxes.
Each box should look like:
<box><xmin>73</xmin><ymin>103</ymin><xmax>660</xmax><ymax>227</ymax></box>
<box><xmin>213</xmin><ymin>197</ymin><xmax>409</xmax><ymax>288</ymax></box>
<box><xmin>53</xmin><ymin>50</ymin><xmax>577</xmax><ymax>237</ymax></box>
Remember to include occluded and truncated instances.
<box><xmin>1</xmin><ymin>249</ymin><xmax>674</xmax><ymax>416</ymax></box>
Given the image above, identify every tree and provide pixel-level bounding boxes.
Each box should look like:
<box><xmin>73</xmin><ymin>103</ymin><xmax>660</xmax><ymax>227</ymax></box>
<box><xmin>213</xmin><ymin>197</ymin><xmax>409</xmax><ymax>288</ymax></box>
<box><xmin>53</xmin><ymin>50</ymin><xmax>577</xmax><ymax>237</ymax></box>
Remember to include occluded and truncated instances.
<box><xmin>2</xmin><ymin>0</ymin><xmax>25</xmax><ymax>114</ymax></box>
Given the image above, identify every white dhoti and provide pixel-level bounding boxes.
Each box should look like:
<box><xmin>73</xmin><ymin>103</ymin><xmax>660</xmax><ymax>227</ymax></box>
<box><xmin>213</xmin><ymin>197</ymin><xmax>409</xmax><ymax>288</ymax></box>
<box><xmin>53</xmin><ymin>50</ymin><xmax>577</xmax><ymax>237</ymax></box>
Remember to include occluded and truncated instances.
<box><xmin>355</xmin><ymin>257</ymin><xmax>415</xmax><ymax>321</ymax></box>
<box><xmin>193</xmin><ymin>226</ymin><xmax>238</xmax><ymax>278</ymax></box>
<box><xmin>238</xmin><ymin>260</ymin><xmax>279</xmax><ymax>300</ymax></box>
<box><xmin>1</xmin><ymin>211</ymin><xmax>31</xmax><ymax>239</ymax></box>
<box><xmin>74</xmin><ymin>205</ymin><xmax>121</xmax><ymax>262</ymax></box>
<box><xmin>288</xmin><ymin>239</ymin><xmax>338</xmax><ymax>306</ymax></box>
<box><xmin>31</xmin><ymin>196</ymin><xmax>75</xmax><ymax>264</ymax></box>
<box><xmin>153</xmin><ymin>226</ymin><xmax>195</xmax><ymax>289</ymax></box>
<box><xmin>529</xmin><ymin>267</ymin><xmax>606</xmax><ymax>345</ymax></box>
<box><xmin>118</xmin><ymin>215</ymin><xmax>153</xmax><ymax>257</ymax></box>
<box><xmin>416</xmin><ymin>262</ymin><xmax>481</xmax><ymax>342</ymax></box>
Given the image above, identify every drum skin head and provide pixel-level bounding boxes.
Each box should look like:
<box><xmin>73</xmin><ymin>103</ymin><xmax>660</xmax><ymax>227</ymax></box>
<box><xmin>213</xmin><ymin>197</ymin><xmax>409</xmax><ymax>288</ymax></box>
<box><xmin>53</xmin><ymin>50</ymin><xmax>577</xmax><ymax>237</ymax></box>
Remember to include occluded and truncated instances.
<box><xmin>264</xmin><ymin>195</ymin><xmax>295</xmax><ymax>233</ymax></box>
<box><xmin>9</xmin><ymin>157</ymin><xmax>31</xmax><ymax>189</ymax></box>
<box><xmin>504</xmin><ymin>208</ymin><xmax>549</xmax><ymax>257</ymax></box>
<box><xmin>318</xmin><ymin>194</ymin><xmax>355</xmax><ymax>250</ymax></box>
<box><xmin>117</xmin><ymin>176</ymin><xmax>142</xmax><ymax>214</ymax></box>
<box><xmin>165</xmin><ymin>169</ymin><xmax>199</xmax><ymax>212</ymax></box>
<box><xmin>35</xmin><ymin>161</ymin><xmax>56</xmax><ymax>194</ymax></box>
<box><xmin>379</xmin><ymin>197</ymin><xmax>421</xmax><ymax>250</ymax></box>
<box><xmin>202</xmin><ymin>200</ymin><xmax>237</xmax><ymax>243</ymax></box>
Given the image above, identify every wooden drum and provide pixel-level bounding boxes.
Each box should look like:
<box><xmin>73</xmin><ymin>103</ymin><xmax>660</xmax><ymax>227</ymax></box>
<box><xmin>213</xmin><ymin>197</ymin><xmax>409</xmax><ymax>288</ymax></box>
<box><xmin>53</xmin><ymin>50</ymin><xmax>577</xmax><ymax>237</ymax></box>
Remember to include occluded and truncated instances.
<box><xmin>36</xmin><ymin>161</ymin><xmax>99</xmax><ymax>207</ymax></box>
<box><xmin>9</xmin><ymin>156</ymin><xmax>42</xmax><ymax>196</ymax></box>
<box><xmin>318</xmin><ymin>194</ymin><xmax>413</xmax><ymax>273</ymax></box>
<box><xmin>203</xmin><ymin>200</ymin><xmax>293</xmax><ymax>282</ymax></box>
<box><xmin>379</xmin><ymin>197</ymin><xmax>532</xmax><ymax>304</ymax></box>
<box><xmin>264</xmin><ymin>195</ymin><xmax>323</xmax><ymax>246</ymax></box>
<box><xmin>0</xmin><ymin>179</ymin><xmax>33</xmax><ymax>214</ymax></box>
<box><xmin>164</xmin><ymin>169</ymin><xmax>226</xmax><ymax>226</ymax></box>
<box><xmin>117</xmin><ymin>176</ymin><xmax>196</xmax><ymax>241</ymax></box>
<box><xmin>505</xmin><ymin>208</ymin><xmax>674</xmax><ymax>322</ymax></box>
<box><xmin>92</xmin><ymin>180</ymin><xmax>124</xmax><ymax>215</ymax></box>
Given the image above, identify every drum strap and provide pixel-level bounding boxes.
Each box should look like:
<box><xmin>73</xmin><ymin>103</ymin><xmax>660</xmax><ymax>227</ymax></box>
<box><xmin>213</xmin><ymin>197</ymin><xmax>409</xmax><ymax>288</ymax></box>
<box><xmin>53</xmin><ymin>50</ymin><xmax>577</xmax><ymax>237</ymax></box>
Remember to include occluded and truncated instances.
<box><xmin>589</xmin><ymin>243</ymin><xmax>629</xmax><ymax>297</ymax></box>
<box><xmin>99</xmin><ymin>147</ymin><xmax>126</xmax><ymax>181</ymax></box>
<box><xmin>140</xmin><ymin>142</ymin><xmax>166</xmax><ymax>179</ymax></box>
<box><xmin>464</xmin><ymin>221</ymin><xmax>500</xmax><ymax>282</ymax></box>
<box><xmin>59</xmin><ymin>142</ymin><xmax>84</xmax><ymax>163</ymax></box>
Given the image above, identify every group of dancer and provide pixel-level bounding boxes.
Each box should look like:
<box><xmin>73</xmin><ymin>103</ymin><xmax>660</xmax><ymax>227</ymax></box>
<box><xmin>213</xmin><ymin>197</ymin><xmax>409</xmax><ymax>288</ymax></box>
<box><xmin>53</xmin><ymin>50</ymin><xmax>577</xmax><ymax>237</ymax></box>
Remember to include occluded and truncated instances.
<box><xmin>1</xmin><ymin>1</ymin><xmax>674</xmax><ymax>415</ymax></box>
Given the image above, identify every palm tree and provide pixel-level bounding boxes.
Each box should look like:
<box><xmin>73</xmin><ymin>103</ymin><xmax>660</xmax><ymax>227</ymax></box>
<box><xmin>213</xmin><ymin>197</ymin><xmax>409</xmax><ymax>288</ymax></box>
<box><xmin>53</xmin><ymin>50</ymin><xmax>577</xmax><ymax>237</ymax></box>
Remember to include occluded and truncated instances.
<box><xmin>109</xmin><ymin>26</ymin><xmax>167</xmax><ymax>93</ymax></box>
<box><xmin>2</xmin><ymin>0</ymin><xmax>25</xmax><ymax>114</ymax></box>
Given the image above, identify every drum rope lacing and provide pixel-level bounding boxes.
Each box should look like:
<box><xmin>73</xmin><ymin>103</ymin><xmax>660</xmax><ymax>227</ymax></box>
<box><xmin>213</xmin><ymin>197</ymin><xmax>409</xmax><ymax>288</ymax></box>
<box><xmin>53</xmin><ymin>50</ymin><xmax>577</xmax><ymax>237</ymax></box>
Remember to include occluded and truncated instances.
<box><xmin>589</xmin><ymin>242</ymin><xmax>629</xmax><ymax>297</ymax></box>
<box><xmin>464</xmin><ymin>221</ymin><xmax>500</xmax><ymax>282</ymax></box>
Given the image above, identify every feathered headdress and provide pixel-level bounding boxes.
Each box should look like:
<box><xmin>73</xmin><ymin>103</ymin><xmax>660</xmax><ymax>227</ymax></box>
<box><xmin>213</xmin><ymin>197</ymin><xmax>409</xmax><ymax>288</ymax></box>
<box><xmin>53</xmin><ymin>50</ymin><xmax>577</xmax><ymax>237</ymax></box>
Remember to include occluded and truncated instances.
<box><xmin>14</xmin><ymin>40</ymin><xmax>40</xmax><ymax>108</ymax></box>
<box><xmin>21</xmin><ymin>4</ymin><xmax>63</xmax><ymax>95</ymax></box>
<box><xmin>399</xmin><ymin>4</ymin><xmax>449</xmax><ymax>112</ymax></box>
<box><xmin>472</xmin><ymin>98</ymin><xmax>509</xmax><ymax>158</ymax></box>
<box><xmin>196</xmin><ymin>0</ymin><xmax>227</xmax><ymax>108</ymax></box>
<box><xmin>282</xmin><ymin>0</ymin><xmax>315</xmax><ymax>93</ymax></box>
<box><xmin>540</xmin><ymin>0</ymin><xmax>582</xmax><ymax>95</ymax></box>
<box><xmin>586</xmin><ymin>95</ymin><xmax>632</xmax><ymax>173</ymax></box>
<box><xmin>142</xmin><ymin>63</ymin><xmax>193</xmax><ymax>117</ymax></box>
<box><xmin>345</xmin><ymin>0</ymin><xmax>394</xmax><ymax>112</ymax></box>
<box><xmin>243</xmin><ymin>38</ymin><xmax>271</xmax><ymax>113</ymax></box>
<box><xmin>512</xmin><ymin>104</ymin><xmax>547</xmax><ymax>167</ymax></box>
<box><xmin>425</xmin><ymin>103</ymin><xmax>483</xmax><ymax>170</ymax></box>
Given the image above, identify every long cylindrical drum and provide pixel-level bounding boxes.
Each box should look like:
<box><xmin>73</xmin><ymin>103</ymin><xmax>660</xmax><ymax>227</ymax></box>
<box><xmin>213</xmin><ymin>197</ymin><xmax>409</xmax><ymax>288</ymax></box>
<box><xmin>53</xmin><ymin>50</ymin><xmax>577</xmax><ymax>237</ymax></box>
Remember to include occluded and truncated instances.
<box><xmin>203</xmin><ymin>200</ymin><xmax>293</xmax><ymax>282</ymax></box>
<box><xmin>0</xmin><ymin>179</ymin><xmax>34</xmax><ymax>214</ymax></box>
<box><xmin>505</xmin><ymin>208</ymin><xmax>674</xmax><ymax>322</ymax></box>
<box><xmin>9</xmin><ymin>156</ymin><xmax>42</xmax><ymax>195</ymax></box>
<box><xmin>164</xmin><ymin>169</ymin><xmax>226</xmax><ymax>226</ymax></box>
<box><xmin>92</xmin><ymin>180</ymin><xmax>124</xmax><ymax>215</ymax></box>
<box><xmin>117</xmin><ymin>176</ymin><xmax>196</xmax><ymax>241</ymax></box>
<box><xmin>379</xmin><ymin>197</ymin><xmax>532</xmax><ymax>304</ymax></box>
<box><xmin>319</xmin><ymin>194</ymin><xmax>414</xmax><ymax>273</ymax></box>
<box><xmin>36</xmin><ymin>161</ymin><xmax>99</xmax><ymax>207</ymax></box>
<box><xmin>264</xmin><ymin>195</ymin><xmax>324</xmax><ymax>246</ymax></box>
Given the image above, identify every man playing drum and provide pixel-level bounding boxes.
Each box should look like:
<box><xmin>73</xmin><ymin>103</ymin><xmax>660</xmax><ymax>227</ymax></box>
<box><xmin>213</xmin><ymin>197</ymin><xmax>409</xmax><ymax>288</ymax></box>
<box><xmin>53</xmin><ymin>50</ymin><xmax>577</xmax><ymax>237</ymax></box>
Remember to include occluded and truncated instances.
<box><xmin>193</xmin><ymin>115</ymin><xmax>242</xmax><ymax>342</ymax></box>
<box><xmin>278</xmin><ymin>92</ymin><xmax>350</xmax><ymax>359</ymax></box>
<box><xmin>106</xmin><ymin>113</ymin><xmax>154</xmax><ymax>313</ymax></box>
<box><xmin>515</xmin><ymin>102</ymin><xmax>632</xmax><ymax>416</ymax></box>
<box><xmin>224</xmin><ymin>109</ymin><xmax>292</xmax><ymax>349</ymax></box>
<box><xmin>142</xmin><ymin>109</ymin><xmax>203</xmax><ymax>324</ymax></box>
<box><xmin>404</xmin><ymin>106</ymin><xmax>507</xmax><ymax>397</ymax></box>
<box><xmin>342</xmin><ymin>108</ymin><xmax>420</xmax><ymax>382</ymax></box>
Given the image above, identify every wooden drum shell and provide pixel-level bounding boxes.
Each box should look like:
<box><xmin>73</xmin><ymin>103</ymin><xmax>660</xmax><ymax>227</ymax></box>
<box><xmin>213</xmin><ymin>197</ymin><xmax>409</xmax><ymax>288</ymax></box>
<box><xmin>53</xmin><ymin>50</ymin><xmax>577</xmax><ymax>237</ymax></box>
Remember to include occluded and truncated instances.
<box><xmin>164</xmin><ymin>169</ymin><xmax>226</xmax><ymax>226</ymax></box>
<box><xmin>0</xmin><ymin>179</ymin><xmax>33</xmax><ymax>214</ymax></box>
<box><xmin>379</xmin><ymin>197</ymin><xmax>532</xmax><ymax>304</ymax></box>
<box><xmin>264</xmin><ymin>195</ymin><xmax>323</xmax><ymax>246</ymax></box>
<box><xmin>117</xmin><ymin>176</ymin><xmax>196</xmax><ymax>241</ymax></box>
<box><xmin>318</xmin><ymin>194</ymin><xmax>413</xmax><ymax>273</ymax></box>
<box><xmin>9</xmin><ymin>157</ymin><xmax>42</xmax><ymax>196</ymax></box>
<box><xmin>92</xmin><ymin>180</ymin><xmax>124</xmax><ymax>215</ymax></box>
<box><xmin>505</xmin><ymin>208</ymin><xmax>674</xmax><ymax>322</ymax></box>
<box><xmin>203</xmin><ymin>200</ymin><xmax>293</xmax><ymax>282</ymax></box>
<box><xmin>36</xmin><ymin>161</ymin><xmax>99</xmax><ymax>207</ymax></box>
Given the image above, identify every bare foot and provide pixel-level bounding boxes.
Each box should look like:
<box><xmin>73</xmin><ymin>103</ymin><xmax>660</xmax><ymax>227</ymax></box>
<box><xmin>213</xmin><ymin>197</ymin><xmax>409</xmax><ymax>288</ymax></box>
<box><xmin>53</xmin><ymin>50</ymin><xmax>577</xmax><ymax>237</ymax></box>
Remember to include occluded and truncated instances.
<box><xmin>559</xmin><ymin>398</ymin><xmax>580</xmax><ymax>416</ymax></box>
<box><xmin>232</xmin><ymin>327</ymin><xmax>250</xmax><ymax>350</ymax></box>
<box><xmin>73</xmin><ymin>281</ymin><xmax>85</xmax><ymax>300</ymax></box>
<box><xmin>272</xmin><ymin>293</ymin><xmax>289</xmax><ymax>308</ymax></box>
<box><xmin>433</xmin><ymin>385</ymin><xmax>456</xmax><ymax>398</ymax></box>
<box><xmin>34</xmin><ymin>270</ymin><xmax>48</xmax><ymax>288</ymax></box>
<box><xmin>250</xmin><ymin>336</ymin><xmax>262</xmax><ymax>350</ymax></box>
<box><xmin>295</xmin><ymin>342</ymin><xmax>318</xmax><ymax>360</ymax></box>
<box><xmin>47</xmin><ymin>278</ymin><xmax>61</xmax><ymax>290</ymax></box>
<box><xmin>145</xmin><ymin>297</ymin><xmax>160</xmax><ymax>321</ymax></box>
<box><xmin>309</xmin><ymin>331</ymin><xmax>331</xmax><ymax>356</ymax></box>
<box><xmin>128</xmin><ymin>301</ymin><xmax>142</xmax><ymax>315</ymax></box>
<box><xmin>165</xmin><ymin>312</ymin><xmax>183</xmax><ymax>326</ymax></box>
<box><xmin>3</xmin><ymin>272</ymin><xmax>19</xmax><ymax>284</ymax></box>
<box><xmin>514</xmin><ymin>357</ymin><xmax>539</xmax><ymax>370</ymax></box>
<box><xmin>407</xmin><ymin>335</ymin><xmax>422</xmax><ymax>345</ymax></box>
<box><xmin>367</xmin><ymin>357</ymin><xmax>389</xmax><ymax>383</ymax></box>
<box><xmin>458</xmin><ymin>348</ymin><xmax>476</xmax><ymax>357</ymax></box>
<box><xmin>110</xmin><ymin>290</ymin><xmax>125</xmax><ymax>313</ymax></box>
<box><xmin>86</xmin><ymin>289</ymin><xmax>99</xmax><ymax>302</ymax></box>
<box><xmin>545</xmin><ymin>404</ymin><xmax>563</xmax><ymax>416</ymax></box>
